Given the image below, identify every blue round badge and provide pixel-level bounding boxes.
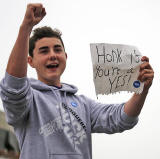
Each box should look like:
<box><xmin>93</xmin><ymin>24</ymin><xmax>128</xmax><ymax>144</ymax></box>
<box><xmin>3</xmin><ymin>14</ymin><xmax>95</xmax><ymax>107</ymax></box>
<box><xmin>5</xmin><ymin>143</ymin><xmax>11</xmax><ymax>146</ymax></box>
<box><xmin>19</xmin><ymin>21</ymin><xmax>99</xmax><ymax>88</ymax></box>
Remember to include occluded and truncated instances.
<box><xmin>133</xmin><ymin>80</ymin><xmax>140</xmax><ymax>88</ymax></box>
<box><xmin>71</xmin><ymin>102</ymin><xmax>78</xmax><ymax>107</ymax></box>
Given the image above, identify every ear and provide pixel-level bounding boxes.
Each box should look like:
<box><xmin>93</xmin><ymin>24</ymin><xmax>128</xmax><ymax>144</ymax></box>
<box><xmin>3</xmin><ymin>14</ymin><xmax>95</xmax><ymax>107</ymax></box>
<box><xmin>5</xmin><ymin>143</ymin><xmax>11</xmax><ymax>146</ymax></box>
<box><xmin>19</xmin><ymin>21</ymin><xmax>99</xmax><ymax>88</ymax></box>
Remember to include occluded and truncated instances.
<box><xmin>65</xmin><ymin>52</ymin><xmax>68</xmax><ymax>59</ymax></box>
<box><xmin>28</xmin><ymin>56</ymin><xmax>35</xmax><ymax>68</ymax></box>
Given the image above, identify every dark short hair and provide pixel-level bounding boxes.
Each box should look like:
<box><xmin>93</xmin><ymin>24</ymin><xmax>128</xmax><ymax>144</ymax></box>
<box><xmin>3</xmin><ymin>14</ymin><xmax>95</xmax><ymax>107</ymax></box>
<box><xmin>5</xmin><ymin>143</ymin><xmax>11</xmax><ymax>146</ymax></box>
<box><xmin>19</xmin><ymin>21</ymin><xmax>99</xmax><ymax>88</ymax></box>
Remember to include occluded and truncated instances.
<box><xmin>29</xmin><ymin>26</ymin><xmax>65</xmax><ymax>57</ymax></box>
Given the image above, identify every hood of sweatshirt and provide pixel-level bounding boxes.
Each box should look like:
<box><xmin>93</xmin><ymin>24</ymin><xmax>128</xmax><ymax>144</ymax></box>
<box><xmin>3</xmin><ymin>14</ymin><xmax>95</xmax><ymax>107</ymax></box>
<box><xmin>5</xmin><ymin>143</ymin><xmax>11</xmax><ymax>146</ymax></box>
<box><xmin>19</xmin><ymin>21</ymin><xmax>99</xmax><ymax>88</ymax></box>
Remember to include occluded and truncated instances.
<box><xmin>29</xmin><ymin>78</ymin><xmax>78</xmax><ymax>94</ymax></box>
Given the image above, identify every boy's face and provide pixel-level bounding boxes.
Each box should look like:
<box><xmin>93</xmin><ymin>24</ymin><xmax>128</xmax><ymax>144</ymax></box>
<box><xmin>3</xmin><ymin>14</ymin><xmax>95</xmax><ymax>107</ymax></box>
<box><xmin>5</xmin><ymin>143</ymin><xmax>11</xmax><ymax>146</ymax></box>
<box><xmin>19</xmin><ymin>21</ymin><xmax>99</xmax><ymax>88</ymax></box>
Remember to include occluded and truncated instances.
<box><xmin>28</xmin><ymin>37</ymin><xmax>67</xmax><ymax>86</ymax></box>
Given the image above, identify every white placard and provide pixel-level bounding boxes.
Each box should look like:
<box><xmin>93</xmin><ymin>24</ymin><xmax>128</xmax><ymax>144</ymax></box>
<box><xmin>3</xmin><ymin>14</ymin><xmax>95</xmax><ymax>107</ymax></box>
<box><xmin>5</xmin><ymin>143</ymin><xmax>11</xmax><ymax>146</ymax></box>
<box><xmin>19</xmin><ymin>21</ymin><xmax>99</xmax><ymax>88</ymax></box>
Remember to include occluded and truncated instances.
<box><xmin>90</xmin><ymin>43</ymin><xmax>144</xmax><ymax>95</ymax></box>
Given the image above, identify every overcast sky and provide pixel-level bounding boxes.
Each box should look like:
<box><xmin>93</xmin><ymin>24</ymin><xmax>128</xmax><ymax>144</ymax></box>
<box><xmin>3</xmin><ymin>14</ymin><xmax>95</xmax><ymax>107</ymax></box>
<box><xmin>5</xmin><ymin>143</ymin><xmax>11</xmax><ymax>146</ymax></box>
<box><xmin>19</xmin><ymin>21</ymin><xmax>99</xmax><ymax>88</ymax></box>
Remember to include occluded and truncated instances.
<box><xmin>0</xmin><ymin>0</ymin><xmax>160</xmax><ymax>159</ymax></box>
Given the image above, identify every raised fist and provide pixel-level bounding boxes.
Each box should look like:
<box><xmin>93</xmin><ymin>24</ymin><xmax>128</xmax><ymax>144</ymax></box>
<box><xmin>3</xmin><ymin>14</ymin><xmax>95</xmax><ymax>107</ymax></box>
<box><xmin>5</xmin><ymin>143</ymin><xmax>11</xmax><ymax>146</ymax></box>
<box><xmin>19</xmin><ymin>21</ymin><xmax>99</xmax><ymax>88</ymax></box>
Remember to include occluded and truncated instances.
<box><xmin>22</xmin><ymin>3</ymin><xmax>46</xmax><ymax>29</ymax></box>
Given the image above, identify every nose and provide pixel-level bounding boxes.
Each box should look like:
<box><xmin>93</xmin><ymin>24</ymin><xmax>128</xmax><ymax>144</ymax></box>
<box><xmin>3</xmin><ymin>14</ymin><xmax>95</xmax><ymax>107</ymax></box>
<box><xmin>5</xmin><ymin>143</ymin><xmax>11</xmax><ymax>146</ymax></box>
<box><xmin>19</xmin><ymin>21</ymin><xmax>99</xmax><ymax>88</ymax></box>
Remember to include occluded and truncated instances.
<box><xmin>49</xmin><ymin>49</ymin><xmax>57</xmax><ymax>60</ymax></box>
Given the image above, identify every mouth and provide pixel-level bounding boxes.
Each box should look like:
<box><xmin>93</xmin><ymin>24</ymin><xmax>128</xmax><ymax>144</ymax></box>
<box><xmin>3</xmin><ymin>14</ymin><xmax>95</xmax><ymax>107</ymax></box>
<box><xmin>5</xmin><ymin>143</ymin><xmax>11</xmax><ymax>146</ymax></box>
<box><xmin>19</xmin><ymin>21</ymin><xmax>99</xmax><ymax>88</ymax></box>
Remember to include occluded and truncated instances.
<box><xmin>46</xmin><ymin>63</ymin><xmax>59</xmax><ymax>69</ymax></box>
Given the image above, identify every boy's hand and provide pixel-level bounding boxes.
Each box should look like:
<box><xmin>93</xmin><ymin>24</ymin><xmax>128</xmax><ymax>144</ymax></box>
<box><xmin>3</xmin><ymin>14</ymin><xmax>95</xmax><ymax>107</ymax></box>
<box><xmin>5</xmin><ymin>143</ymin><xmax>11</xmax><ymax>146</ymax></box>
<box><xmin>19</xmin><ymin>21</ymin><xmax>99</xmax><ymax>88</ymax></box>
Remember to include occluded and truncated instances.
<box><xmin>22</xmin><ymin>3</ymin><xmax>46</xmax><ymax>31</ymax></box>
<box><xmin>138</xmin><ymin>56</ymin><xmax>154</xmax><ymax>92</ymax></box>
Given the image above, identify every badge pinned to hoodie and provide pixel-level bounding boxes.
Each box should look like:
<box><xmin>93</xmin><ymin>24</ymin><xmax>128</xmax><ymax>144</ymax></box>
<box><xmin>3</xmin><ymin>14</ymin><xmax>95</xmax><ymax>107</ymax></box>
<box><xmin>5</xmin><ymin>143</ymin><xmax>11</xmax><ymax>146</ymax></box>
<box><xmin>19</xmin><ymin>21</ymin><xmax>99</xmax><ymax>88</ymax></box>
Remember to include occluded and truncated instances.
<box><xmin>90</xmin><ymin>43</ymin><xmax>144</xmax><ymax>95</ymax></box>
<box><xmin>71</xmin><ymin>102</ymin><xmax>78</xmax><ymax>107</ymax></box>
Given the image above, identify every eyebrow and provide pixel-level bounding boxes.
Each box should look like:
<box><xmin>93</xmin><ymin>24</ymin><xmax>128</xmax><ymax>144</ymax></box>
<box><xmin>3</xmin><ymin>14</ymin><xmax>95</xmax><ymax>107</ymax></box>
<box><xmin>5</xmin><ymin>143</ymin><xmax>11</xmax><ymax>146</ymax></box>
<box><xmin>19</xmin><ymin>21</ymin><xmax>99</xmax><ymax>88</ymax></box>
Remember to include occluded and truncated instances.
<box><xmin>39</xmin><ymin>46</ymin><xmax>49</xmax><ymax>51</ymax></box>
<box><xmin>54</xmin><ymin>44</ymin><xmax>62</xmax><ymax>48</ymax></box>
<box><xmin>39</xmin><ymin>45</ymin><xmax>62</xmax><ymax>51</ymax></box>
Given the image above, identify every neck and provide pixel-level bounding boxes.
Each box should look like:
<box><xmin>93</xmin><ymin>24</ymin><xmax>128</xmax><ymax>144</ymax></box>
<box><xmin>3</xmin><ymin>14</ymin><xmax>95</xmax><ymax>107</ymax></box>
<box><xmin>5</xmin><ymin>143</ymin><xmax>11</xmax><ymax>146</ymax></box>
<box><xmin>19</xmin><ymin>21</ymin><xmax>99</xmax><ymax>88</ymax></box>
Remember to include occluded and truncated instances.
<box><xmin>38</xmin><ymin>77</ymin><xmax>61</xmax><ymax>87</ymax></box>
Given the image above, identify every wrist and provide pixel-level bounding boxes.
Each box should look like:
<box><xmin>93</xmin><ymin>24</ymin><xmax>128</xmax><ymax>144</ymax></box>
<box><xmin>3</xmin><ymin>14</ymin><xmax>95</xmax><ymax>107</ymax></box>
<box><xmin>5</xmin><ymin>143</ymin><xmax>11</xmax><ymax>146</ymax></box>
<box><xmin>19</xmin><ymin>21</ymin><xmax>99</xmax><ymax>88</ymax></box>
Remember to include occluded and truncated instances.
<box><xmin>134</xmin><ymin>89</ymin><xmax>148</xmax><ymax>99</ymax></box>
<box><xmin>20</xmin><ymin>22</ymin><xmax>33</xmax><ymax>35</ymax></box>
<box><xmin>141</xmin><ymin>87</ymin><xmax>149</xmax><ymax>95</ymax></box>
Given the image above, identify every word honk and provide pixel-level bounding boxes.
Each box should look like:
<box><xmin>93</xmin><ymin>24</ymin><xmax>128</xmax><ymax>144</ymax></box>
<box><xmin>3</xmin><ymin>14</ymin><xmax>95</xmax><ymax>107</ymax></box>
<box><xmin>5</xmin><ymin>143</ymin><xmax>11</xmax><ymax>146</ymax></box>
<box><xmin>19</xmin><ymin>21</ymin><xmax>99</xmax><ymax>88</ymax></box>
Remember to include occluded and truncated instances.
<box><xmin>90</xmin><ymin>43</ymin><xmax>144</xmax><ymax>95</ymax></box>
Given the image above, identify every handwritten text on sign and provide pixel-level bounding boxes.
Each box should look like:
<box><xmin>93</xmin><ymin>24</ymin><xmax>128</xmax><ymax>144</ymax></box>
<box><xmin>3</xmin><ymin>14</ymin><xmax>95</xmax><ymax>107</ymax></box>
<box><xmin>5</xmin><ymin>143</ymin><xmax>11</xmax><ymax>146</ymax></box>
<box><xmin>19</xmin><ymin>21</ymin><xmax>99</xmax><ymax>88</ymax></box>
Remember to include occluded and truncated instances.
<box><xmin>90</xmin><ymin>43</ymin><xmax>144</xmax><ymax>95</ymax></box>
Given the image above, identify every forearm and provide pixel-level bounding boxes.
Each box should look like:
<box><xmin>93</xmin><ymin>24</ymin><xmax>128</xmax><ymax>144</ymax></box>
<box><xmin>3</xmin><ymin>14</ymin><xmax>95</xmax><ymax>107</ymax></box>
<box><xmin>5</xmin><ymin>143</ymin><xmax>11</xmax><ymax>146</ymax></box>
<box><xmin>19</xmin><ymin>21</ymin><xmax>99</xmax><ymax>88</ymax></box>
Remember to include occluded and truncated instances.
<box><xmin>6</xmin><ymin>25</ymin><xmax>32</xmax><ymax>78</ymax></box>
<box><xmin>6</xmin><ymin>3</ymin><xmax>46</xmax><ymax>78</ymax></box>
<box><xmin>124</xmin><ymin>55</ymin><xmax>154</xmax><ymax>117</ymax></box>
<box><xmin>1</xmin><ymin>70</ymin><xmax>32</xmax><ymax>125</ymax></box>
<box><xmin>124</xmin><ymin>90</ymin><xmax>148</xmax><ymax>117</ymax></box>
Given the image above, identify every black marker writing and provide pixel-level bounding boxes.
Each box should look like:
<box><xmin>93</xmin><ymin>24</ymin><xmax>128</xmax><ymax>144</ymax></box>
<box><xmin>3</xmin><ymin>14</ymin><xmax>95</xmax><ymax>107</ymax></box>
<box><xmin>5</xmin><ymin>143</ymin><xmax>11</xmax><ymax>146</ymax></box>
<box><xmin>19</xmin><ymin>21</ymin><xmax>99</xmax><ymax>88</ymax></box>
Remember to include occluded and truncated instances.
<box><xmin>96</xmin><ymin>45</ymin><xmax>123</xmax><ymax>64</ymax></box>
<box><xmin>96</xmin><ymin>45</ymin><xmax>105</xmax><ymax>63</ymax></box>
<box><xmin>95</xmin><ymin>65</ymin><xmax>103</xmax><ymax>79</ymax></box>
<box><xmin>127</xmin><ymin>67</ymin><xmax>134</xmax><ymax>73</ymax></box>
<box><xmin>95</xmin><ymin>66</ymin><xmax>121</xmax><ymax>79</ymax></box>
<box><xmin>112</xmin><ymin>49</ymin><xmax>122</xmax><ymax>63</ymax></box>
<box><xmin>109</xmin><ymin>74</ymin><xmax>133</xmax><ymax>93</ymax></box>
<box><xmin>112</xmin><ymin>67</ymin><xmax>120</xmax><ymax>76</ymax></box>
<box><xmin>130</xmin><ymin>50</ymin><xmax>141</xmax><ymax>64</ymax></box>
<box><xmin>109</xmin><ymin>76</ymin><xmax>117</xmax><ymax>93</ymax></box>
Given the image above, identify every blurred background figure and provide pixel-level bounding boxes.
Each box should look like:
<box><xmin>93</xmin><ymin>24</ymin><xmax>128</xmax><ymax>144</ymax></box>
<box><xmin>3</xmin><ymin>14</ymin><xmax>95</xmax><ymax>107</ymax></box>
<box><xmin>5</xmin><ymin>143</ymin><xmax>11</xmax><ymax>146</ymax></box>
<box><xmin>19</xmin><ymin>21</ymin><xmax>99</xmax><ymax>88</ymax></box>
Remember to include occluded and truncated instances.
<box><xmin>0</xmin><ymin>111</ymin><xmax>19</xmax><ymax>159</ymax></box>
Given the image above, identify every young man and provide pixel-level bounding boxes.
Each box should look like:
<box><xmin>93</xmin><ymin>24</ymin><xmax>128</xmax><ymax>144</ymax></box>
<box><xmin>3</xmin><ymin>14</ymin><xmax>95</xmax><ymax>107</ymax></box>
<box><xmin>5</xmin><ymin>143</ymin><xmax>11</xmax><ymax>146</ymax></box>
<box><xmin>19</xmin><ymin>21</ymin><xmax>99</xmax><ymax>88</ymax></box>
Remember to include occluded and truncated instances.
<box><xmin>0</xmin><ymin>3</ymin><xmax>154</xmax><ymax>159</ymax></box>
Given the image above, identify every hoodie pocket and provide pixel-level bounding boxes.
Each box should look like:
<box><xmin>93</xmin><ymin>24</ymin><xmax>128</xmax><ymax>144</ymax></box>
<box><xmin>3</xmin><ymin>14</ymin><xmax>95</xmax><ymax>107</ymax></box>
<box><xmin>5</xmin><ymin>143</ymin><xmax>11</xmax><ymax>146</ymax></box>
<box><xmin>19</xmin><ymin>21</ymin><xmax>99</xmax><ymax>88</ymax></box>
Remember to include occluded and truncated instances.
<box><xmin>49</xmin><ymin>153</ymin><xmax>83</xmax><ymax>159</ymax></box>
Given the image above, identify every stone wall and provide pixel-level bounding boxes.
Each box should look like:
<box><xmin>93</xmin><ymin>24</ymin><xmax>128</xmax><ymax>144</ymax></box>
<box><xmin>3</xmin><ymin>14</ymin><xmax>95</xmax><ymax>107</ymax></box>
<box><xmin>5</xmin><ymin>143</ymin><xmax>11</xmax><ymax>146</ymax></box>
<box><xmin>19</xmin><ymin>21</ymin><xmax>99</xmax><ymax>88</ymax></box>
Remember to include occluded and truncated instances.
<box><xmin>0</xmin><ymin>111</ymin><xmax>19</xmax><ymax>159</ymax></box>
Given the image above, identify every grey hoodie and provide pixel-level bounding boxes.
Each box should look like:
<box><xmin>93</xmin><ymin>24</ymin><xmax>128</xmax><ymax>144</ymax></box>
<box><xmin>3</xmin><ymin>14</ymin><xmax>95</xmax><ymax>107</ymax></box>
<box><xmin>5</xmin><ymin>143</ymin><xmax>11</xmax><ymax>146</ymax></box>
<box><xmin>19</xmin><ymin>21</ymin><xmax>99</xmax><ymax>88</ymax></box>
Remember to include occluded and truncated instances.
<box><xmin>0</xmin><ymin>72</ymin><xmax>138</xmax><ymax>159</ymax></box>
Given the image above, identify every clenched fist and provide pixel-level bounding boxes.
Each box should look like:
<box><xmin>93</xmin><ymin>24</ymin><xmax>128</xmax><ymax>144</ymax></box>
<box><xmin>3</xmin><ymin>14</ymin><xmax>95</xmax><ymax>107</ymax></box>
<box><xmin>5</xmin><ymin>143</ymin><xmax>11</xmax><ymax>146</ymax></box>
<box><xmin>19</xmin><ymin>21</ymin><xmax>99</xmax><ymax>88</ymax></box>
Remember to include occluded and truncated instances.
<box><xmin>22</xmin><ymin>3</ymin><xmax>46</xmax><ymax>30</ymax></box>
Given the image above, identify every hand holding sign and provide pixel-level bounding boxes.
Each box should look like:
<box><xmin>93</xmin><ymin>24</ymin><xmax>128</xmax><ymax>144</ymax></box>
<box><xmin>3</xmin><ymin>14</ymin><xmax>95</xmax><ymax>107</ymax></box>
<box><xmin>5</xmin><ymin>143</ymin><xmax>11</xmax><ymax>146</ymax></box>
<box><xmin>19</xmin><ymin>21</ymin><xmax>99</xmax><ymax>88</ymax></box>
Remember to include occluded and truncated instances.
<box><xmin>90</xmin><ymin>43</ymin><xmax>145</xmax><ymax>95</ymax></box>
<box><xmin>138</xmin><ymin>56</ymin><xmax>154</xmax><ymax>92</ymax></box>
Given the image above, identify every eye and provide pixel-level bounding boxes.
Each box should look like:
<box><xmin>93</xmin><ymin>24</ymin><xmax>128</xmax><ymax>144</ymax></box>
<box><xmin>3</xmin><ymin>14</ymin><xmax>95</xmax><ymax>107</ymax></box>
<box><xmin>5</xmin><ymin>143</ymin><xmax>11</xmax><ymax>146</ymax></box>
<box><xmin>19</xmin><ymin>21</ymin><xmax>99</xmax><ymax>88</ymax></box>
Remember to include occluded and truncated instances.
<box><xmin>40</xmin><ymin>49</ymin><xmax>48</xmax><ymax>54</ymax></box>
<box><xmin>54</xmin><ymin>48</ymin><xmax>62</xmax><ymax>53</ymax></box>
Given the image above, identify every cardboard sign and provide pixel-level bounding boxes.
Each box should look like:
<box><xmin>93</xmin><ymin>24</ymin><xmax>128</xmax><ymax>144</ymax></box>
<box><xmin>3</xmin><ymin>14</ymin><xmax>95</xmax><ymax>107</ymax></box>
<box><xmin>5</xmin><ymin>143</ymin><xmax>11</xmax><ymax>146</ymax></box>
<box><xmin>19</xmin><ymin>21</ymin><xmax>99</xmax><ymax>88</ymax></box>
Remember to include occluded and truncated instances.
<box><xmin>90</xmin><ymin>43</ymin><xmax>144</xmax><ymax>95</ymax></box>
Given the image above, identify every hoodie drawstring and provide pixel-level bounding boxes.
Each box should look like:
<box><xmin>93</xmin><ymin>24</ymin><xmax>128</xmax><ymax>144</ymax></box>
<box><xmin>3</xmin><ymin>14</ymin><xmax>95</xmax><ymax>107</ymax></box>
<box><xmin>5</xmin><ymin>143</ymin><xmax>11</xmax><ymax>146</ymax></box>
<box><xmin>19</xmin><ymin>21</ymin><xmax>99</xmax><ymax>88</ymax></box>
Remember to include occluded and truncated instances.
<box><xmin>63</xmin><ymin>92</ymin><xmax>76</xmax><ymax>149</ymax></box>
<box><xmin>52</xmin><ymin>88</ymin><xmax>76</xmax><ymax>149</ymax></box>
<box><xmin>52</xmin><ymin>89</ymin><xmax>65</xmax><ymax>130</ymax></box>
